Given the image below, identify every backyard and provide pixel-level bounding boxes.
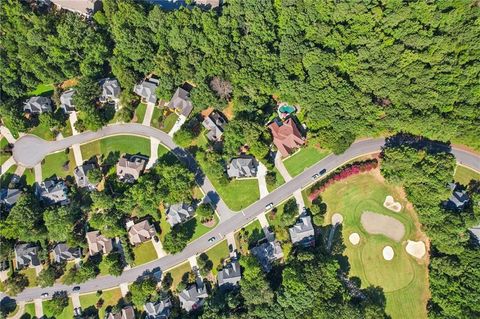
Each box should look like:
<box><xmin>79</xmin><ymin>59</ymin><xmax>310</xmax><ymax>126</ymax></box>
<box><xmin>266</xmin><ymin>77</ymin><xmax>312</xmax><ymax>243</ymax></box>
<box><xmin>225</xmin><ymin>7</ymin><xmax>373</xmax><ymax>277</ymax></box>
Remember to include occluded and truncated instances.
<box><xmin>320</xmin><ymin>171</ymin><xmax>429</xmax><ymax>319</ymax></box>
<box><xmin>454</xmin><ymin>165</ymin><xmax>480</xmax><ymax>185</ymax></box>
<box><xmin>283</xmin><ymin>145</ymin><xmax>330</xmax><ymax>177</ymax></box>
<box><xmin>80</xmin><ymin>135</ymin><xmax>151</xmax><ymax>163</ymax></box>
<box><xmin>132</xmin><ymin>240</ymin><xmax>158</xmax><ymax>265</ymax></box>
<box><xmin>79</xmin><ymin>288</ymin><xmax>123</xmax><ymax>318</ymax></box>
<box><xmin>42</xmin><ymin>150</ymin><xmax>76</xmax><ymax>180</ymax></box>
<box><xmin>28</xmin><ymin>83</ymin><xmax>54</xmax><ymax>96</ymax></box>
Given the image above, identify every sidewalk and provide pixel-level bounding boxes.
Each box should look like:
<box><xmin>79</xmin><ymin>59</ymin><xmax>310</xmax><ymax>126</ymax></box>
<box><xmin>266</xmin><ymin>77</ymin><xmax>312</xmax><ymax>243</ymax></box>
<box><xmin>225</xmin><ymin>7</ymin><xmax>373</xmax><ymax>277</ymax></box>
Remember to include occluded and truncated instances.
<box><xmin>142</xmin><ymin>103</ymin><xmax>155</xmax><ymax>126</ymax></box>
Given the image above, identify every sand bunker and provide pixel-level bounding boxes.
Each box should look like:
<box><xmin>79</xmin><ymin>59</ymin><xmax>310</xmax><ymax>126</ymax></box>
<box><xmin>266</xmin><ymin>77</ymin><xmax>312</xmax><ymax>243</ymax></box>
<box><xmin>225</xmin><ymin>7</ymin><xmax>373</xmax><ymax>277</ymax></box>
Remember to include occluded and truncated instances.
<box><xmin>406</xmin><ymin>240</ymin><xmax>426</xmax><ymax>259</ymax></box>
<box><xmin>383</xmin><ymin>195</ymin><xmax>402</xmax><ymax>213</ymax></box>
<box><xmin>332</xmin><ymin>213</ymin><xmax>343</xmax><ymax>225</ymax></box>
<box><xmin>383</xmin><ymin>246</ymin><xmax>394</xmax><ymax>260</ymax></box>
<box><xmin>349</xmin><ymin>233</ymin><xmax>360</xmax><ymax>245</ymax></box>
<box><xmin>360</xmin><ymin>211</ymin><xmax>405</xmax><ymax>242</ymax></box>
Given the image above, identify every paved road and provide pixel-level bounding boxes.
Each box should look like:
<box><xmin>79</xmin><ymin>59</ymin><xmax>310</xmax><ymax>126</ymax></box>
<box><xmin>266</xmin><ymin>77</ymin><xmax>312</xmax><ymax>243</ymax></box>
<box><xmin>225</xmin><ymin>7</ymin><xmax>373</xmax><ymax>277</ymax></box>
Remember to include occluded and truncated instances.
<box><xmin>5</xmin><ymin>124</ymin><xmax>480</xmax><ymax>302</ymax></box>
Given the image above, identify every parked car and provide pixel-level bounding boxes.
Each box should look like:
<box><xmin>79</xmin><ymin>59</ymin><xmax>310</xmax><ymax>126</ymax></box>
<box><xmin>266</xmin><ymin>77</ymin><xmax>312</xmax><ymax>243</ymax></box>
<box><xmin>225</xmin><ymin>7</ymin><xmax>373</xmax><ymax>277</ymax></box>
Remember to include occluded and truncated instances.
<box><xmin>208</xmin><ymin>237</ymin><xmax>216</xmax><ymax>243</ymax></box>
<box><xmin>265</xmin><ymin>203</ymin><xmax>274</xmax><ymax>210</ymax></box>
<box><xmin>319</xmin><ymin>169</ymin><xmax>327</xmax><ymax>175</ymax></box>
<box><xmin>41</xmin><ymin>293</ymin><xmax>49</xmax><ymax>298</ymax></box>
<box><xmin>72</xmin><ymin>286</ymin><xmax>81</xmax><ymax>292</ymax></box>
<box><xmin>312</xmin><ymin>174</ymin><xmax>319</xmax><ymax>180</ymax></box>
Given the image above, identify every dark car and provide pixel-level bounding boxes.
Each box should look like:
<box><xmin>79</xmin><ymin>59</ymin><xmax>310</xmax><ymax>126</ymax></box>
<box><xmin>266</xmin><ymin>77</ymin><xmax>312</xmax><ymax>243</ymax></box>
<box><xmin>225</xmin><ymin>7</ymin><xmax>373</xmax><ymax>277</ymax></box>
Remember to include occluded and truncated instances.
<box><xmin>72</xmin><ymin>286</ymin><xmax>81</xmax><ymax>292</ymax></box>
<box><xmin>319</xmin><ymin>169</ymin><xmax>327</xmax><ymax>175</ymax></box>
<box><xmin>208</xmin><ymin>237</ymin><xmax>216</xmax><ymax>243</ymax></box>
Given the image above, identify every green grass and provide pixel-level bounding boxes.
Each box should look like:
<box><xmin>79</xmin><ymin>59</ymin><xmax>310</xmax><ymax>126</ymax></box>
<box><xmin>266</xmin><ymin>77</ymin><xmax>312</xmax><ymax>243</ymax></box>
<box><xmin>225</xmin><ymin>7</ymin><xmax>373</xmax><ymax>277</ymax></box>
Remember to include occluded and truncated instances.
<box><xmin>21</xmin><ymin>303</ymin><xmax>36</xmax><ymax>319</ymax></box>
<box><xmin>235</xmin><ymin>219</ymin><xmax>264</xmax><ymax>255</ymax></box>
<box><xmin>134</xmin><ymin>103</ymin><xmax>148</xmax><ymax>124</ymax></box>
<box><xmin>30</xmin><ymin>123</ymin><xmax>55</xmax><ymax>141</ymax></box>
<box><xmin>454</xmin><ymin>165</ymin><xmax>480</xmax><ymax>185</ymax></box>
<box><xmin>28</xmin><ymin>83</ymin><xmax>54</xmax><ymax>97</ymax></box>
<box><xmin>19</xmin><ymin>267</ymin><xmax>38</xmax><ymax>287</ymax></box>
<box><xmin>133</xmin><ymin>240</ymin><xmax>158</xmax><ymax>266</ymax></box>
<box><xmin>266</xmin><ymin>167</ymin><xmax>285</xmax><ymax>192</ymax></box>
<box><xmin>283</xmin><ymin>145</ymin><xmax>330</xmax><ymax>177</ymax></box>
<box><xmin>214</xmin><ymin>179</ymin><xmax>260</xmax><ymax>211</ymax></box>
<box><xmin>158</xmin><ymin>214</ymin><xmax>219</xmax><ymax>245</ymax></box>
<box><xmin>205</xmin><ymin>240</ymin><xmax>229</xmax><ymax>275</ymax></box>
<box><xmin>42</xmin><ymin>150</ymin><xmax>76</xmax><ymax>180</ymax></box>
<box><xmin>43</xmin><ymin>298</ymin><xmax>74</xmax><ymax>319</ymax></box>
<box><xmin>151</xmin><ymin>107</ymin><xmax>162</xmax><ymax>129</ymax></box>
<box><xmin>0</xmin><ymin>164</ymin><xmax>16</xmax><ymax>187</ymax></box>
<box><xmin>166</xmin><ymin>262</ymin><xmax>192</xmax><ymax>290</ymax></box>
<box><xmin>81</xmin><ymin>135</ymin><xmax>150</xmax><ymax>162</ymax></box>
<box><xmin>79</xmin><ymin>288</ymin><xmax>122</xmax><ymax>319</ymax></box>
<box><xmin>0</xmin><ymin>138</ymin><xmax>10</xmax><ymax>165</ymax></box>
<box><xmin>161</xmin><ymin>113</ymin><xmax>179</xmax><ymax>133</ymax></box>
<box><xmin>22</xmin><ymin>168</ymin><xmax>36</xmax><ymax>185</ymax></box>
<box><xmin>266</xmin><ymin>199</ymin><xmax>291</xmax><ymax>242</ymax></box>
<box><xmin>320</xmin><ymin>172</ymin><xmax>428</xmax><ymax>319</ymax></box>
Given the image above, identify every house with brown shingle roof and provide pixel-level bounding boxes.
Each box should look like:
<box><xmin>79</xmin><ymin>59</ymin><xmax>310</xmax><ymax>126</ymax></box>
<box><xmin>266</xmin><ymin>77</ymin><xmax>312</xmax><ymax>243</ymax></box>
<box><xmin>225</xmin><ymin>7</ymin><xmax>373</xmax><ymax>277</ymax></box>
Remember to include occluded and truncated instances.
<box><xmin>127</xmin><ymin>220</ymin><xmax>156</xmax><ymax>246</ymax></box>
<box><xmin>116</xmin><ymin>155</ymin><xmax>147</xmax><ymax>183</ymax></box>
<box><xmin>86</xmin><ymin>231</ymin><xmax>113</xmax><ymax>256</ymax></box>
<box><xmin>268</xmin><ymin>117</ymin><xmax>305</xmax><ymax>157</ymax></box>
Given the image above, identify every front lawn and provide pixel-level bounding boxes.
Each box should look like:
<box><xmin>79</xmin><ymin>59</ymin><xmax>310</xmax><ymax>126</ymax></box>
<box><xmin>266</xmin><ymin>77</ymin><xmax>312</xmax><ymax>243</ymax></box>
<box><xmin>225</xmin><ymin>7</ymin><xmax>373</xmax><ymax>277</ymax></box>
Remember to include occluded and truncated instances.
<box><xmin>43</xmin><ymin>298</ymin><xmax>74</xmax><ymax>319</ymax></box>
<box><xmin>79</xmin><ymin>288</ymin><xmax>122</xmax><ymax>319</ymax></box>
<box><xmin>151</xmin><ymin>107</ymin><xmax>162</xmax><ymax>129</ymax></box>
<box><xmin>215</xmin><ymin>179</ymin><xmax>260</xmax><ymax>211</ymax></box>
<box><xmin>283</xmin><ymin>145</ymin><xmax>330</xmax><ymax>177</ymax></box>
<box><xmin>266</xmin><ymin>167</ymin><xmax>285</xmax><ymax>192</ymax></box>
<box><xmin>21</xmin><ymin>303</ymin><xmax>36</xmax><ymax>319</ymax></box>
<box><xmin>166</xmin><ymin>262</ymin><xmax>191</xmax><ymax>290</ymax></box>
<box><xmin>134</xmin><ymin>103</ymin><xmax>147</xmax><ymax>124</ymax></box>
<box><xmin>266</xmin><ymin>199</ymin><xmax>292</xmax><ymax>242</ymax></box>
<box><xmin>158</xmin><ymin>214</ymin><xmax>219</xmax><ymax>245</ymax></box>
<box><xmin>205</xmin><ymin>240</ymin><xmax>229</xmax><ymax>275</ymax></box>
<box><xmin>235</xmin><ymin>219</ymin><xmax>264</xmax><ymax>255</ymax></box>
<box><xmin>454</xmin><ymin>165</ymin><xmax>480</xmax><ymax>185</ymax></box>
<box><xmin>19</xmin><ymin>267</ymin><xmax>37</xmax><ymax>287</ymax></box>
<box><xmin>42</xmin><ymin>150</ymin><xmax>76</xmax><ymax>180</ymax></box>
<box><xmin>0</xmin><ymin>138</ymin><xmax>10</xmax><ymax>166</ymax></box>
<box><xmin>0</xmin><ymin>165</ymin><xmax>16</xmax><ymax>187</ymax></box>
<box><xmin>133</xmin><ymin>240</ymin><xmax>158</xmax><ymax>266</ymax></box>
<box><xmin>80</xmin><ymin>135</ymin><xmax>151</xmax><ymax>163</ymax></box>
<box><xmin>22</xmin><ymin>167</ymin><xmax>36</xmax><ymax>186</ymax></box>
<box><xmin>161</xmin><ymin>113</ymin><xmax>179</xmax><ymax>133</ymax></box>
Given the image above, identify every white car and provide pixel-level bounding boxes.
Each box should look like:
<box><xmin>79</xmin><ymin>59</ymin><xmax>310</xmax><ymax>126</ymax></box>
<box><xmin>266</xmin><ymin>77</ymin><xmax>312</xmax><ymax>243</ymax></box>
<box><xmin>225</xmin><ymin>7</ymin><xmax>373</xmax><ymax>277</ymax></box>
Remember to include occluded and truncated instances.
<box><xmin>265</xmin><ymin>203</ymin><xmax>274</xmax><ymax>211</ymax></box>
<box><xmin>312</xmin><ymin>174</ymin><xmax>319</xmax><ymax>180</ymax></box>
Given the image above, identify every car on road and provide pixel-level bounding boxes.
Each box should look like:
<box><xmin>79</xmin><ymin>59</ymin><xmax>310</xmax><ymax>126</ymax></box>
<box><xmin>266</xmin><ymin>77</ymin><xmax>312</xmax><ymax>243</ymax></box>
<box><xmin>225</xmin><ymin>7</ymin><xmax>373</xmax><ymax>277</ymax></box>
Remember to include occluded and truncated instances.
<box><xmin>319</xmin><ymin>168</ymin><xmax>327</xmax><ymax>175</ymax></box>
<box><xmin>312</xmin><ymin>174</ymin><xmax>319</xmax><ymax>180</ymax></box>
<box><xmin>72</xmin><ymin>286</ymin><xmax>81</xmax><ymax>292</ymax></box>
<box><xmin>265</xmin><ymin>203</ymin><xmax>274</xmax><ymax>211</ymax></box>
<box><xmin>208</xmin><ymin>237</ymin><xmax>216</xmax><ymax>243</ymax></box>
<box><xmin>41</xmin><ymin>293</ymin><xmax>49</xmax><ymax>298</ymax></box>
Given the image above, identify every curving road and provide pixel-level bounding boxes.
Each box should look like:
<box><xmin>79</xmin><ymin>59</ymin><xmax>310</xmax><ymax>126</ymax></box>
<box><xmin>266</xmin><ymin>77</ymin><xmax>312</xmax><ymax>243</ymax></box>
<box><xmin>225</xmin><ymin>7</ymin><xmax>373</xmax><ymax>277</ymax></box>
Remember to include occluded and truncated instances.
<box><xmin>5</xmin><ymin>124</ymin><xmax>480</xmax><ymax>302</ymax></box>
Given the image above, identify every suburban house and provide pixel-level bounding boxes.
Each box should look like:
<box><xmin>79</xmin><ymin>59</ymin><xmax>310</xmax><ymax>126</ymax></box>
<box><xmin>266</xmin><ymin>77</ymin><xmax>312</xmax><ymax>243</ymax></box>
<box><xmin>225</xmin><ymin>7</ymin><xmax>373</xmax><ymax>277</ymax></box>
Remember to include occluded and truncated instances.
<box><xmin>167</xmin><ymin>87</ymin><xmax>193</xmax><ymax>117</ymax></box>
<box><xmin>445</xmin><ymin>182</ymin><xmax>470</xmax><ymax>210</ymax></box>
<box><xmin>226</xmin><ymin>156</ymin><xmax>258</xmax><ymax>179</ymax></box>
<box><xmin>23</xmin><ymin>96</ymin><xmax>52</xmax><ymax>115</ymax></box>
<box><xmin>251</xmin><ymin>239</ymin><xmax>284</xmax><ymax>272</ymax></box>
<box><xmin>105</xmin><ymin>306</ymin><xmax>135</xmax><ymax>319</ymax></box>
<box><xmin>59</xmin><ymin>89</ymin><xmax>76</xmax><ymax>114</ymax></box>
<box><xmin>134</xmin><ymin>78</ymin><xmax>160</xmax><ymax>105</ymax></box>
<box><xmin>289</xmin><ymin>214</ymin><xmax>315</xmax><ymax>247</ymax></box>
<box><xmin>74</xmin><ymin>163</ymin><xmax>98</xmax><ymax>190</ymax></box>
<box><xmin>470</xmin><ymin>225</ymin><xmax>480</xmax><ymax>244</ymax></box>
<box><xmin>52</xmin><ymin>243</ymin><xmax>82</xmax><ymax>263</ymax></box>
<box><xmin>144</xmin><ymin>298</ymin><xmax>172</xmax><ymax>319</ymax></box>
<box><xmin>202</xmin><ymin>110</ymin><xmax>227</xmax><ymax>142</ymax></box>
<box><xmin>166</xmin><ymin>203</ymin><xmax>195</xmax><ymax>227</ymax></box>
<box><xmin>217</xmin><ymin>260</ymin><xmax>242</xmax><ymax>289</ymax></box>
<box><xmin>127</xmin><ymin>220</ymin><xmax>156</xmax><ymax>246</ymax></box>
<box><xmin>0</xmin><ymin>188</ymin><xmax>22</xmax><ymax>209</ymax></box>
<box><xmin>179</xmin><ymin>277</ymin><xmax>208</xmax><ymax>312</ymax></box>
<box><xmin>268</xmin><ymin>117</ymin><xmax>305</xmax><ymax>157</ymax></box>
<box><xmin>50</xmin><ymin>0</ymin><xmax>102</xmax><ymax>17</ymax></box>
<box><xmin>116</xmin><ymin>155</ymin><xmax>147</xmax><ymax>183</ymax></box>
<box><xmin>100</xmin><ymin>78</ymin><xmax>121</xmax><ymax>105</ymax></box>
<box><xmin>86</xmin><ymin>231</ymin><xmax>113</xmax><ymax>256</ymax></box>
<box><xmin>36</xmin><ymin>179</ymin><xmax>70</xmax><ymax>206</ymax></box>
<box><xmin>14</xmin><ymin>243</ymin><xmax>40</xmax><ymax>269</ymax></box>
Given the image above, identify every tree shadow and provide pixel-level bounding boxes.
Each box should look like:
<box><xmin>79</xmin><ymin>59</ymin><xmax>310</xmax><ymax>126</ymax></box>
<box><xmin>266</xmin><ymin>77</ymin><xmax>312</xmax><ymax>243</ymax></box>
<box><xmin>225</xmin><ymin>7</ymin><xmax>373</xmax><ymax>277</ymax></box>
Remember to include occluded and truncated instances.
<box><xmin>0</xmin><ymin>297</ymin><xmax>17</xmax><ymax>318</ymax></box>
<box><xmin>383</xmin><ymin>133</ymin><xmax>452</xmax><ymax>155</ymax></box>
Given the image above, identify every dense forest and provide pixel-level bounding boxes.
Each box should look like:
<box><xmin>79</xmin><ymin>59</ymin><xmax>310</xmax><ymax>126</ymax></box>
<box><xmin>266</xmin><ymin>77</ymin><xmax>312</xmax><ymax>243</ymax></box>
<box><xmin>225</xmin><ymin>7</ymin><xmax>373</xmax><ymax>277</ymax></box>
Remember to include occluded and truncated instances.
<box><xmin>1</xmin><ymin>0</ymin><xmax>479</xmax><ymax>152</ymax></box>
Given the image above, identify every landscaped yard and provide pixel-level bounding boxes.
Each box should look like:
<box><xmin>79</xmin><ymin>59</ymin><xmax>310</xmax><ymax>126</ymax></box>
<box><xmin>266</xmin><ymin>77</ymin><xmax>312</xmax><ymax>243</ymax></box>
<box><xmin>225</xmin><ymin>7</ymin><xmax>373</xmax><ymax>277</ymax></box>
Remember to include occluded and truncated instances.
<box><xmin>215</xmin><ymin>179</ymin><xmax>260</xmax><ymax>211</ymax></box>
<box><xmin>133</xmin><ymin>240</ymin><xmax>158</xmax><ymax>266</ymax></box>
<box><xmin>30</xmin><ymin>121</ymin><xmax>72</xmax><ymax>141</ymax></box>
<box><xmin>150</xmin><ymin>107</ymin><xmax>162</xmax><ymax>129</ymax></box>
<box><xmin>134</xmin><ymin>103</ymin><xmax>147</xmax><ymax>124</ymax></box>
<box><xmin>19</xmin><ymin>267</ymin><xmax>37</xmax><ymax>287</ymax></box>
<box><xmin>320</xmin><ymin>172</ymin><xmax>428</xmax><ymax>319</ymax></box>
<box><xmin>205</xmin><ymin>240</ymin><xmax>229</xmax><ymax>275</ymax></box>
<box><xmin>43</xmin><ymin>298</ymin><xmax>74</xmax><ymax>319</ymax></box>
<box><xmin>161</xmin><ymin>112</ymin><xmax>179</xmax><ymax>133</ymax></box>
<box><xmin>266</xmin><ymin>198</ymin><xmax>292</xmax><ymax>242</ymax></box>
<box><xmin>42</xmin><ymin>150</ymin><xmax>76</xmax><ymax>180</ymax></box>
<box><xmin>21</xmin><ymin>303</ymin><xmax>36</xmax><ymax>319</ymax></box>
<box><xmin>266</xmin><ymin>167</ymin><xmax>285</xmax><ymax>192</ymax></box>
<box><xmin>22</xmin><ymin>167</ymin><xmax>35</xmax><ymax>185</ymax></box>
<box><xmin>158</xmin><ymin>214</ymin><xmax>219</xmax><ymax>244</ymax></box>
<box><xmin>80</xmin><ymin>135</ymin><xmax>151</xmax><ymax>163</ymax></box>
<box><xmin>454</xmin><ymin>165</ymin><xmax>480</xmax><ymax>185</ymax></box>
<box><xmin>79</xmin><ymin>288</ymin><xmax>122</xmax><ymax>319</ymax></box>
<box><xmin>283</xmin><ymin>145</ymin><xmax>330</xmax><ymax>177</ymax></box>
<box><xmin>166</xmin><ymin>262</ymin><xmax>192</xmax><ymax>290</ymax></box>
<box><xmin>235</xmin><ymin>219</ymin><xmax>264</xmax><ymax>255</ymax></box>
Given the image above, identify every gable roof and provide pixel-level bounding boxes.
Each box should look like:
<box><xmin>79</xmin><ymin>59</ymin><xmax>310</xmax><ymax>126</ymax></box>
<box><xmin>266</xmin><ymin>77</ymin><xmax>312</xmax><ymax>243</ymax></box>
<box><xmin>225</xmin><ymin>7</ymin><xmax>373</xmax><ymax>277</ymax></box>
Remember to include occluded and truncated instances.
<box><xmin>167</xmin><ymin>87</ymin><xmax>193</xmax><ymax>117</ymax></box>
<box><xmin>100</xmin><ymin>78</ymin><xmax>121</xmax><ymax>102</ymax></box>
<box><xmin>128</xmin><ymin>220</ymin><xmax>156</xmax><ymax>245</ymax></box>
<box><xmin>289</xmin><ymin>214</ymin><xmax>315</xmax><ymax>246</ymax></box>
<box><xmin>74</xmin><ymin>164</ymin><xmax>97</xmax><ymax>189</ymax></box>
<box><xmin>226</xmin><ymin>156</ymin><xmax>258</xmax><ymax>178</ymax></box>
<box><xmin>86</xmin><ymin>231</ymin><xmax>113</xmax><ymax>255</ymax></box>
<box><xmin>15</xmin><ymin>243</ymin><xmax>40</xmax><ymax>269</ymax></box>
<box><xmin>134</xmin><ymin>78</ymin><xmax>159</xmax><ymax>104</ymax></box>
<box><xmin>268</xmin><ymin>117</ymin><xmax>305</xmax><ymax>157</ymax></box>
<box><xmin>251</xmin><ymin>240</ymin><xmax>284</xmax><ymax>272</ymax></box>
<box><xmin>0</xmin><ymin>188</ymin><xmax>22</xmax><ymax>208</ymax></box>
<box><xmin>36</xmin><ymin>179</ymin><xmax>69</xmax><ymax>206</ymax></box>
<box><xmin>144</xmin><ymin>299</ymin><xmax>172</xmax><ymax>319</ymax></box>
<box><xmin>202</xmin><ymin>111</ymin><xmax>227</xmax><ymax>142</ymax></box>
<box><xmin>50</xmin><ymin>0</ymin><xmax>101</xmax><ymax>17</ymax></box>
<box><xmin>470</xmin><ymin>225</ymin><xmax>480</xmax><ymax>244</ymax></box>
<box><xmin>446</xmin><ymin>182</ymin><xmax>470</xmax><ymax>210</ymax></box>
<box><xmin>179</xmin><ymin>278</ymin><xmax>208</xmax><ymax>312</ymax></box>
<box><xmin>23</xmin><ymin>96</ymin><xmax>52</xmax><ymax>114</ymax></box>
<box><xmin>217</xmin><ymin>261</ymin><xmax>241</xmax><ymax>288</ymax></box>
<box><xmin>105</xmin><ymin>306</ymin><xmax>135</xmax><ymax>319</ymax></box>
<box><xmin>166</xmin><ymin>203</ymin><xmax>195</xmax><ymax>227</ymax></box>
<box><xmin>116</xmin><ymin>156</ymin><xmax>147</xmax><ymax>182</ymax></box>
<box><xmin>52</xmin><ymin>243</ymin><xmax>82</xmax><ymax>263</ymax></box>
<box><xmin>60</xmin><ymin>89</ymin><xmax>76</xmax><ymax>114</ymax></box>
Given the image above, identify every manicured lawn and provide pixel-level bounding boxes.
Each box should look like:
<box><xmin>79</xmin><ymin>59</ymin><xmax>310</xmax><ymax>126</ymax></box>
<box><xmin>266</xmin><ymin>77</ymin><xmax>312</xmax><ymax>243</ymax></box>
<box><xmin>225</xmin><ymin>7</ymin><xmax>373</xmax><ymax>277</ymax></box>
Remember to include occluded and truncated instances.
<box><xmin>320</xmin><ymin>172</ymin><xmax>428</xmax><ymax>319</ymax></box>
<box><xmin>19</xmin><ymin>267</ymin><xmax>37</xmax><ymax>287</ymax></box>
<box><xmin>133</xmin><ymin>240</ymin><xmax>158</xmax><ymax>266</ymax></box>
<box><xmin>283</xmin><ymin>145</ymin><xmax>330</xmax><ymax>177</ymax></box>
<box><xmin>454</xmin><ymin>165</ymin><xmax>480</xmax><ymax>185</ymax></box>
<box><xmin>151</xmin><ymin>107</ymin><xmax>162</xmax><ymax>129</ymax></box>
<box><xmin>81</xmin><ymin>135</ymin><xmax>150</xmax><ymax>162</ymax></box>
<box><xmin>205</xmin><ymin>240</ymin><xmax>229</xmax><ymax>275</ymax></box>
<box><xmin>28</xmin><ymin>83</ymin><xmax>54</xmax><ymax>96</ymax></box>
<box><xmin>43</xmin><ymin>298</ymin><xmax>74</xmax><ymax>319</ymax></box>
<box><xmin>157</xmin><ymin>144</ymin><xmax>170</xmax><ymax>158</ymax></box>
<box><xmin>266</xmin><ymin>167</ymin><xmax>285</xmax><ymax>192</ymax></box>
<box><xmin>188</xmin><ymin>214</ymin><xmax>219</xmax><ymax>242</ymax></box>
<box><xmin>215</xmin><ymin>179</ymin><xmax>260</xmax><ymax>211</ymax></box>
<box><xmin>42</xmin><ymin>150</ymin><xmax>76</xmax><ymax>180</ymax></box>
<box><xmin>235</xmin><ymin>219</ymin><xmax>264</xmax><ymax>255</ymax></box>
<box><xmin>161</xmin><ymin>113</ymin><xmax>179</xmax><ymax>133</ymax></box>
<box><xmin>166</xmin><ymin>262</ymin><xmax>191</xmax><ymax>290</ymax></box>
<box><xmin>79</xmin><ymin>288</ymin><xmax>122</xmax><ymax>319</ymax></box>
<box><xmin>266</xmin><ymin>199</ymin><xmax>291</xmax><ymax>242</ymax></box>
<box><xmin>21</xmin><ymin>303</ymin><xmax>36</xmax><ymax>319</ymax></box>
<box><xmin>0</xmin><ymin>138</ymin><xmax>10</xmax><ymax>165</ymax></box>
<box><xmin>22</xmin><ymin>167</ymin><xmax>36</xmax><ymax>185</ymax></box>
<box><xmin>134</xmin><ymin>103</ymin><xmax>147</xmax><ymax>124</ymax></box>
<box><xmin>30</xmin><ymin>123</ymin><xmax>55</xmax><ymax>141</ymax></box>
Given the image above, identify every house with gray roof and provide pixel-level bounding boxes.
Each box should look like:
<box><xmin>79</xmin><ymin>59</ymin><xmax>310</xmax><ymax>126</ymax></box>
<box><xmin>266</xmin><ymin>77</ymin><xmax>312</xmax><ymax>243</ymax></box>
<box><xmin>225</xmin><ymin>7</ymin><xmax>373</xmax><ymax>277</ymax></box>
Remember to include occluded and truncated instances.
<box><xmin>105</xmin><ymin>306</ymin><xmax>135</xmax><ymax>319</ymax></box>
<box><xmin>0</xmin><ymin>188</ymin><xmax>22</xmax><ymax>210</ymax></box>
<box><xmin>50</xmin><ymin>0</ymin><xmax>102</xmax><ymax>17</ymax></box>
<box><xmin>134</xmin><ymin>78</ymin><xmax>160</xmax><ymax>105</ymax></box>
<box><xmin>179</xmin><ymin>277</ymin><xmax>208</xmax><ymax>312</ymax></box>
<box><xmin>52</xmin><ymin>243</ymin><xmax>82</xmax><ymax>263</ymax></box>
<box><xmin>251</xmin><ymin>239</ymin><xmax>284</xmax><ymax>272</ymax></box>
<box><xmin>217</xmin><ymin>261</ymin><xmax>241</xmax><ymax>289</ymax></box>
<box><xmin>36</xmin><ymin>179</ymin><xmax>70</xmax><ymax>206</ymax></box>
<box><xmin>166</xmin><ymin>203</ymin><xmax>195</xmax><ymax>227</ymax></box>
<box><xmin>144</xmin><ymin>298</ymin><xmax>172</xmax><ymax>319</ymax></box>
<box><xmin>60</xmin><ymin>89</ymin><xmax>75</xmax><ymax>114</ymax></box>
<box><xmin>116</xmin><ymin>155</ymin><xmax>147</xmax><ymax>183</ymax></box>
<box><xmin>86</xmin><ymin>231</ymin><xmax>113</xmax><ymax>256</ymax></box>
<box><xmin>100</xmin><ymin>78</ymin><xmax>121</xmax><ymax>104</ymax></box>
<box><xmin>446</xmin><ymin>182</ymin><xmax>470</xmax><ymax>210</ymax></box>
<box><xmin>15</xmin><ymin>244</ymin><xmax>40</xmax><ymax>269</ymax></box>
<box><xmin>167</xmin><ymin>87</ymin><xmax>193</xmax><ymax>117</ymax></box>
<box><xmin>74</xmin><ymin>164</ymin><xmax>98</xmax><ymax>190</ymax></box>
<box><xmin>470</xmin><ymin>225</ymin><xmax>480</xmax><ymax>244</ymax></box>
<box><xmin>289</xmin><ymin>214</ymin><xmax>315</xmax><ymax>247</ymax></box>
<box><xmin>202</xmin><ymin>111</ymin><xmax>227</xmax><ymax>142</ymax></box>
<box><xmin>23</xmin><ymin>96</ymin><xmax>52</xmax><ymax>114</ymax></box>
<box><xmin>226</xmin><ymin>156</ymin><xmax>258</xmax><ymax>179</ymax></box>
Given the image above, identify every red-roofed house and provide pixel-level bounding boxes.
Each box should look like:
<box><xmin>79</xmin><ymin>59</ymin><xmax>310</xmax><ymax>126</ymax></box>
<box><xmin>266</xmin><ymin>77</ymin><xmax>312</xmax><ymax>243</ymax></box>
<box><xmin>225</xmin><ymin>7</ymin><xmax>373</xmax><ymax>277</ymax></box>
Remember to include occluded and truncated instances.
<box><xmin>268</xmin><ymin>118</ymin><xmax>305</xmax><ymax>157</ymax></box>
